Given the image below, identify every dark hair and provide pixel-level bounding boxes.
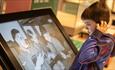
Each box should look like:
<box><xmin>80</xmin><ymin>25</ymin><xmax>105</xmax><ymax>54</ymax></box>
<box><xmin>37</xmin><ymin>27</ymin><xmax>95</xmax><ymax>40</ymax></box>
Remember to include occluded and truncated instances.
<box><xmin>81</xmin><ymin>0</ymin><xmax>110</xmax><ymax>24</ymax></box>
<box><xmin>27</xmin><ymin>29</ymin><xmax>33</xmax><ymax>35</ymax></box>
<box><xmin>11</xmin><ymin>29</ymin><xmax>19</xmax><ymax>40</ymax></box>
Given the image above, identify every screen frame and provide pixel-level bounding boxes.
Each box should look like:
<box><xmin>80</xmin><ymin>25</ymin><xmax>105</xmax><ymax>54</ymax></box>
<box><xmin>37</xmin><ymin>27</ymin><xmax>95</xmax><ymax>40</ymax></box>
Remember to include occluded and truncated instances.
<box><xmin>0</xmin><ymin>42</ymin><xmax>19</xmax><ymax>70</ymax></box>
<box><xmin>0</xmin><ymin>8</ymin><xmax>78</xmax><ymax>69</ymax></box>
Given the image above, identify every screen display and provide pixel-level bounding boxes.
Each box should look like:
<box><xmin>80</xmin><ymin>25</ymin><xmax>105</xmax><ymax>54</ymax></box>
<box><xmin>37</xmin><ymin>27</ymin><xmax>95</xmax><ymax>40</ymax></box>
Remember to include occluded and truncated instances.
<box><xmin>0</xmin><ymin>15</ymin><xmax>75</xmax><ymax>70</ymax></box>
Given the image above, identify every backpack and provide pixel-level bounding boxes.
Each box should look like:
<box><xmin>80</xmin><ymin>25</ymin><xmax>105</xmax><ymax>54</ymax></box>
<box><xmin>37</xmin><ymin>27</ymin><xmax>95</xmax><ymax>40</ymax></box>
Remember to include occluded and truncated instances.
<box><xmin>104</xmin><ymin>34</ymin><xmax>115</xmax><ymax>57</ymax></box>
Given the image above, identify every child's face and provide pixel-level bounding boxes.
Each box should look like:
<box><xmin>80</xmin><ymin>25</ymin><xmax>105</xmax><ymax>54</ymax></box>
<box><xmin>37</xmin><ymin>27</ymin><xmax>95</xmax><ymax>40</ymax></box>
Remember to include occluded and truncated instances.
<box><xmin>83</xmin><ymin>19</ymin><xmax>97</xmax><ymax>34</ymax></box>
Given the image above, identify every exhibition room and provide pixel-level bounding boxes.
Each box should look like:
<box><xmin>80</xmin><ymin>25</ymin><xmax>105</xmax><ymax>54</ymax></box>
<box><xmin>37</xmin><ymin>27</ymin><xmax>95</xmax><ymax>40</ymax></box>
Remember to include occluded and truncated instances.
<box><xmin>0</xmin><ymin>0</ymin><xmax>115</xmax><ymax>70</ymax></box>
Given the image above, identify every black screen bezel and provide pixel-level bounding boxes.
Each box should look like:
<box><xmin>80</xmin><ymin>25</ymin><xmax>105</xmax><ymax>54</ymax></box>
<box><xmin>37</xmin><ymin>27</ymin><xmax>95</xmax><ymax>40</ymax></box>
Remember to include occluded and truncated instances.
<box><xmin>0</xmin><ymin>8</ymin><xmax>78</xmax><ymax>69</ymax></box>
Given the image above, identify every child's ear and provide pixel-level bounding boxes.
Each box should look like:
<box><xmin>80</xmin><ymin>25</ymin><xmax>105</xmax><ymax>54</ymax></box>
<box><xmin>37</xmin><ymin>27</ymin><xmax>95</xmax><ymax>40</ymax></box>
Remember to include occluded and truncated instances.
<box><xmin>97</xmin><ymin>21</ymin><xmax>108</xmax><ymax>33</ymax></box>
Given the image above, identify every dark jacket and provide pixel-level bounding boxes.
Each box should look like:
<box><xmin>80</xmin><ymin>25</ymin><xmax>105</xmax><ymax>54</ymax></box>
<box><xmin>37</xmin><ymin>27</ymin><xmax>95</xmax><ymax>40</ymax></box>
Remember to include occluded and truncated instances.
<box><xmin>70</xmin><ymin>29</ymin><xmax>114</xmax><ymax>70</ymax></box>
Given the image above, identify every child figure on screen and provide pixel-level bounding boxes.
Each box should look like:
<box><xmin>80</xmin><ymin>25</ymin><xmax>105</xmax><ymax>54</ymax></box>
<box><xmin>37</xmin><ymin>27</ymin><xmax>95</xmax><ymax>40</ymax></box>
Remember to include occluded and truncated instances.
<box><xmin>11</xmin><ymin>29</ymin><xmax>35</xmax><ymax>70</ymax></box>
<box><xmin>70</xmin><ymin>0</ymin><xmax>114</xmax><ymax>70</ymax></box>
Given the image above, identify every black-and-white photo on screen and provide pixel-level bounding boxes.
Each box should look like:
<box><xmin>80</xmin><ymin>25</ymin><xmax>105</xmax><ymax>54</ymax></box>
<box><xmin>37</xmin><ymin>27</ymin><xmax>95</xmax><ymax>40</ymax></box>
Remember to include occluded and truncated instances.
<box><xmin>0</xmin><ymin>15</ymin><xmax>75</xmax><ymax>70</ymax></box>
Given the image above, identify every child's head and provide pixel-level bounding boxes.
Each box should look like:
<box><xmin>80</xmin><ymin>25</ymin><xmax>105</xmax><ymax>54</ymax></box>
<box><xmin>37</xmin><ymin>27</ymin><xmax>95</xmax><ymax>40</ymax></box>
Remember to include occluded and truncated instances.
<box><xmin>81</xmin><ymin>1</ymin><xmax>110</xmax><ymax>24</ymax></box>
<box><xmin>81</xmin><ymin>0</ymin><xmax>110</xmax><ymax>34</ymax></box>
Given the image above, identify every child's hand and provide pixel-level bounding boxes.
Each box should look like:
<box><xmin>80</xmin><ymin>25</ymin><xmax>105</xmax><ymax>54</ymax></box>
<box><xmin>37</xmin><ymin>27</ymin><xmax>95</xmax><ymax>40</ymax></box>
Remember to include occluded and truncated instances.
<box><xmin>97</xmin><ymin>21</ymin><xmax>108</xmax><ymax>32</ymax></box>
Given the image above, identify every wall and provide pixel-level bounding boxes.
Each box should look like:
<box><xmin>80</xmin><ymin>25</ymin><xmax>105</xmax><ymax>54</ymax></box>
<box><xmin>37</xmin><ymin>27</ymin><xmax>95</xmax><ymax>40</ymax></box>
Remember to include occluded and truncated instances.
<box><xmin>5</xmin><ymin>0</ymin><xmax>32</xmax><ymax>13</ymax></box>
<box><xmin>31</xmin><ymin>0</ymin><xmax>58</xmax><ymax>14</ymax></box>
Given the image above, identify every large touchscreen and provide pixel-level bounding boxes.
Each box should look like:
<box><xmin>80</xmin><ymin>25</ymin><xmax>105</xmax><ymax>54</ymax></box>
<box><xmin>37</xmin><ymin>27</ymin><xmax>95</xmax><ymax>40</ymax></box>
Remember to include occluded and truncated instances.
<box><xmin>0</xmin><ymin>12</ymin><xmax>76</xmax><ymax>70</ymax></box>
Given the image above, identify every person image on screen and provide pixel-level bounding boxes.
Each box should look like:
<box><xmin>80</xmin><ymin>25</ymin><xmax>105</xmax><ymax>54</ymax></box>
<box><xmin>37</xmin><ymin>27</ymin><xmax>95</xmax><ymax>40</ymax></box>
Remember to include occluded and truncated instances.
<box><xmin>43</xmin><ymin>31</ymin><xmax>67</xmax><ymax>59</ymax></box>
<box><xmin>43</xmin><ymin>32</ymin><xmax>66</xmax><ymax>70</ymax></box>
<box><xmin>25</xmin><ymin>26</ymin><xmax>57</xmax><ymax>70</ymax></box>
<box><xmin>11</xmin><ymin>29</ymin><xmax>29</xmax><ymax>52</ymax></box>
<box><xmin>26</xmin><ymin>29</ymin><xmax>39</xmax><ymax>45</ymax></box>
<box><xmin>25</xmin><ymin>29</ymin><xmax>46</xmax><ymax>70</ymax></box>
<box><xmin>41</xmin><ymin>27</ymin><xmax>68</xmax><ymax>69</ymax></box>
<box><xmin>11</xmin><ymin>29</ymin><xmax>35</xmax><ymax>70</ymax></box>
<box><xmin>70</xmin><ymin>0</ymin><xmax>114</xmax><ymax>70</ymax></box>
<box><xmin>26</xmin><ymin>29</ymin><xmax>41</xmax><ymax>50</ymax></box>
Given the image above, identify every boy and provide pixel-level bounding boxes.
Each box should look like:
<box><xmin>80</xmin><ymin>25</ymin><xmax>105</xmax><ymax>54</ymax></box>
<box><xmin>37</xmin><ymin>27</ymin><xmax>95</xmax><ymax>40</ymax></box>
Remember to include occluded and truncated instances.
<box><xmin>70</xmin><ymin>0</ymin><xmax>114</xmax><ymax>70</ymax></box>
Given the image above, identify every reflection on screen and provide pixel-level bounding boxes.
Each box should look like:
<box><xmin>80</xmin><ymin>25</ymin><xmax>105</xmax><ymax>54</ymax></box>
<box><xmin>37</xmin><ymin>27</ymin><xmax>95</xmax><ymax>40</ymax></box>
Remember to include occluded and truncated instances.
<box><xmin>0</xmin><ymin>15</ymin><xmax>75</xmax><ymax>70</ymax></box>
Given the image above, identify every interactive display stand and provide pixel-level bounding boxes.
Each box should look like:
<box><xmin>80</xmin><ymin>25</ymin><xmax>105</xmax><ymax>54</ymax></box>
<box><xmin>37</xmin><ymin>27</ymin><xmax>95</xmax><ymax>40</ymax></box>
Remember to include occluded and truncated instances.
<box><xmin>0</xmin><ymin>8</ymin><xmax>78</xmax><ymax>70</ymax></box>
